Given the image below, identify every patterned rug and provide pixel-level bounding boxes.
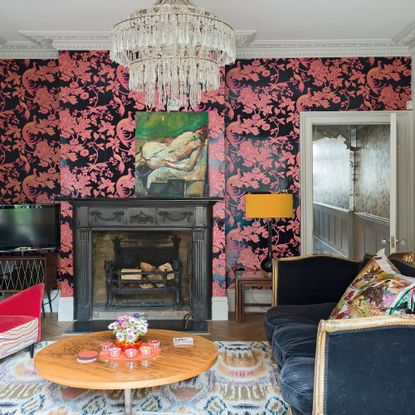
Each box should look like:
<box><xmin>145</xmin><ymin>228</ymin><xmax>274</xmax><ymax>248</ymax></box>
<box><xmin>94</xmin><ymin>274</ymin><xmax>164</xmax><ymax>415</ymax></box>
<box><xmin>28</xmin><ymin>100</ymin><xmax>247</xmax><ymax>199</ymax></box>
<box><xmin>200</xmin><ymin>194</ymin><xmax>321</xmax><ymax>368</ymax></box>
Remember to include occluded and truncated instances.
<box><xmin>0</xmin><ymin>341</ymin><xmax>288</xmax><ymax>415</ymax></box>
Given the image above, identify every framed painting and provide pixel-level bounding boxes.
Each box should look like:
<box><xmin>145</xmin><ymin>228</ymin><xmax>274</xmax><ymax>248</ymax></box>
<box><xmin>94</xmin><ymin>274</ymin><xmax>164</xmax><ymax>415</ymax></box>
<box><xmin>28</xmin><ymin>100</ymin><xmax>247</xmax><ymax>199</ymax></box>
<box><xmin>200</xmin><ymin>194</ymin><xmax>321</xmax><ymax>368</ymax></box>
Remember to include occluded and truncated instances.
<box><xmin>135</xmin><ymin>112</ymin><xmax>209</xmax><ymax>198</ymax></box>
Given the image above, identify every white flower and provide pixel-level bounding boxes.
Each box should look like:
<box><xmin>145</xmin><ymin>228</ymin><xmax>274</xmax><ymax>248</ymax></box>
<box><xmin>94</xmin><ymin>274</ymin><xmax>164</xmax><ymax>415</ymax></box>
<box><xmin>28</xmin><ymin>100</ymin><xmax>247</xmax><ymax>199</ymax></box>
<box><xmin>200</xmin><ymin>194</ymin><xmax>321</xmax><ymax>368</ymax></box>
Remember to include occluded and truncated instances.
<box><xmin>109</xmin><ymin>314</ymin><xmax>148</xmax><ymax>338</ymax></box>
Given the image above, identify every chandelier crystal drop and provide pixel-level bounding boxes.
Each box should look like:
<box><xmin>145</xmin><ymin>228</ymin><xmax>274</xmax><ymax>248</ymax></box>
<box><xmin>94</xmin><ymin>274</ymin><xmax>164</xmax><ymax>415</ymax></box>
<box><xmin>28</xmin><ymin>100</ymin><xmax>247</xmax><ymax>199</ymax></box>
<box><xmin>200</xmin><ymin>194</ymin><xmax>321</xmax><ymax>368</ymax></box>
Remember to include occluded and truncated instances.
<box><xmin>110</xmin><ymin>0</ymin><xmax>236</xmax><ymax>111</ymax></box>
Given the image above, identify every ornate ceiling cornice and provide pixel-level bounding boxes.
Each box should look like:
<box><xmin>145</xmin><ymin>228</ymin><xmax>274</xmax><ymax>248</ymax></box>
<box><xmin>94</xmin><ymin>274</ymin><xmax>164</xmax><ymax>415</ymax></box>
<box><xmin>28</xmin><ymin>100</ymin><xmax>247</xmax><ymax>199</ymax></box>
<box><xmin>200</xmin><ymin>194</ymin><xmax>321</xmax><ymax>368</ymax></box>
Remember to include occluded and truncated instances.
<box><xmin>0</xmin><ymin>40</ymin><xmax>57</xmax><ymax>59</ymax></box>
<box><xmin>236</xmin><ymin>39</ymin><xmax>410</xmax><ymax>58</ymax></box>
<box><xmin>394</xmin><ymin>21</ymin><xmax>415</xmax><ymax>49</ymax></box>
<box><xmin>19</xmin><ymin>31</ymin><xmax>111</xmax><ymax>51</ymax></box>
<box><xmin>235</xmin><ymin>30</ymin><xmax>257</xmax><ymax>48</ymax></box>
<box><xmin>0</xmin><ymin>27</ymin><xmax>414</xmax><ymax>59</ymax></box>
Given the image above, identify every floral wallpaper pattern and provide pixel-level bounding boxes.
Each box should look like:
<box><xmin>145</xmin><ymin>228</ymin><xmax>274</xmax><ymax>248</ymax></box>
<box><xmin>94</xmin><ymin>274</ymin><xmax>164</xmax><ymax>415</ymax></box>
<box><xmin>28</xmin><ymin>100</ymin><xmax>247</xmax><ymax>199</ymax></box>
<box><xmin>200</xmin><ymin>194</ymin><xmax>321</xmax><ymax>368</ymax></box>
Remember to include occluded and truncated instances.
<box><xmin>59</xmin><ymin>51</ymin><xmax>226</xmax><ymax>296</ymax></box>
<box><xmin>0</xmin><ymin>59</ymin><xmax>60</xmax><ymax>203</ymax></box>
<box><xmin>225</xmin><ymin>57</ymin><xmax>411</xmax><ymax>285</ymax></box>
<box><xmin>0</xmin><ymin>55</ymin><xmax>411</xmax><ymax>297</ymax></box>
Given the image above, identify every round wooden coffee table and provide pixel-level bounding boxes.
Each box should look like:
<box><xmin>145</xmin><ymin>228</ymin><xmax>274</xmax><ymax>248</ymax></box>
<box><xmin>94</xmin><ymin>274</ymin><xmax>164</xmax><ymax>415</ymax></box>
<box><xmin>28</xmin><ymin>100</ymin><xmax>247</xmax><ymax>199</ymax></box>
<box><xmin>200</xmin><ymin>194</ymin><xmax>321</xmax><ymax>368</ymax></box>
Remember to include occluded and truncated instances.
<box><xmin>34</xmin><ymin>329</ymin><xmax>218</xmax><ymax>415</ymax></box>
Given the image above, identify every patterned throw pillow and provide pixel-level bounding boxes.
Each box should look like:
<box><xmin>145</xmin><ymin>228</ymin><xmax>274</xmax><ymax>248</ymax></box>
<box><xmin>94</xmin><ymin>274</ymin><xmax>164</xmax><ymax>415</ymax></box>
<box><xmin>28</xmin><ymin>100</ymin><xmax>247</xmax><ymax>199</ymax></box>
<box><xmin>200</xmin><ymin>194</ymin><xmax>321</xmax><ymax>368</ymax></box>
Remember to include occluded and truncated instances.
<box><xmin>330</xmin><ymin>252</ymin><xmax>415</xmax><ymax>319</ymax></box>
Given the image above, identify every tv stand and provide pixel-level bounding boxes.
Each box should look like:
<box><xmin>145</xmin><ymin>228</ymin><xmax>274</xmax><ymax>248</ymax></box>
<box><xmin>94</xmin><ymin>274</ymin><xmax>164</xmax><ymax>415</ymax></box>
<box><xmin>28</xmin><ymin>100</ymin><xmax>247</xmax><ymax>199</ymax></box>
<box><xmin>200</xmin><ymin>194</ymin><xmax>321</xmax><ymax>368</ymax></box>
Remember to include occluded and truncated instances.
<box><xmin>0</xmin><ymin>247</ymin><xmax>56</xmax><ymax>255</ymax></box>
<box><xmin>15</xmin><ymin>247</ymin><xmax>34</xmax><ymax>252</ymax></box>
<box><xmin>0</xmin><ymin>255</ymin><xmax>53</xmax><ymax>316</ymax></box>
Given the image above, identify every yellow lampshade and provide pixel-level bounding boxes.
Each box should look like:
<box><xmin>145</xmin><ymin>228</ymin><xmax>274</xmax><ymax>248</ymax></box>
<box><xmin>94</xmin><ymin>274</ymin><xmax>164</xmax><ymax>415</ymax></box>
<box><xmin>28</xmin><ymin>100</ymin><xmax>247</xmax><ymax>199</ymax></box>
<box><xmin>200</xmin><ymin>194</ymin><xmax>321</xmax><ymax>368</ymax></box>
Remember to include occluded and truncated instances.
<box><xmin>245</xmin><ymin>193</ymin><xmax>293</xmax><ymax>219</ymax></box>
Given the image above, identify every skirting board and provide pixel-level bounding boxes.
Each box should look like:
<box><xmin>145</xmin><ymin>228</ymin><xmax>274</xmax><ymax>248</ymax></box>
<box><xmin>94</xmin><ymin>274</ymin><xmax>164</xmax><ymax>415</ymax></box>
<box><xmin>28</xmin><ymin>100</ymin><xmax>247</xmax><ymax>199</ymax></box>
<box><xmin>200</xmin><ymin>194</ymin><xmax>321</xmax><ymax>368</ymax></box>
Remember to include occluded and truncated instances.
<box><xmin>227</xmin><ymin>288</ymin><xmax>272</xmax><ymax>313</ymax></box>
<box><xmin>58</xmin><ymin>296</ymin><xmax>74</xmax><ymax>321</ymax></box>
<box><xmin>211</xmin><ymin>296</ymin><xmax>229</xmax><ymax>321</ymax></box>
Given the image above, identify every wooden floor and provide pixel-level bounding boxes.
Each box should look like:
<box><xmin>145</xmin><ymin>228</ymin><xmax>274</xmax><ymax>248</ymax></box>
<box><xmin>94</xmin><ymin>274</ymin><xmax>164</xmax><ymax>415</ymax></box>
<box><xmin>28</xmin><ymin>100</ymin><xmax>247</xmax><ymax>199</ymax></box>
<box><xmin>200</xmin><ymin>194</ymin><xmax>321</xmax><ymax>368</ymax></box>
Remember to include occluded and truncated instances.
<box><xmin>207</xmin><ymin>313</ymin><xmax>267</xmax><ymax>341</ymax></box>
<box><xmin>41</xmin><ymin>312</ymin><xmax>267</xmax><ymax>342</ymax></box>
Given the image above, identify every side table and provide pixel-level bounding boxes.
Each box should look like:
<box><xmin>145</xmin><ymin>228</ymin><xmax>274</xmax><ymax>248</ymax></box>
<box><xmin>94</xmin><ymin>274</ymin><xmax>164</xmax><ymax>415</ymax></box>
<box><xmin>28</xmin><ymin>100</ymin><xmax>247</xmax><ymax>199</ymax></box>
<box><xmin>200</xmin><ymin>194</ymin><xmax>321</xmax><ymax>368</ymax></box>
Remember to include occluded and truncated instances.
<box><xmin>234</xmin><ymin>270</ymin><xmax>272</xmax><ymax>323</ymax></box>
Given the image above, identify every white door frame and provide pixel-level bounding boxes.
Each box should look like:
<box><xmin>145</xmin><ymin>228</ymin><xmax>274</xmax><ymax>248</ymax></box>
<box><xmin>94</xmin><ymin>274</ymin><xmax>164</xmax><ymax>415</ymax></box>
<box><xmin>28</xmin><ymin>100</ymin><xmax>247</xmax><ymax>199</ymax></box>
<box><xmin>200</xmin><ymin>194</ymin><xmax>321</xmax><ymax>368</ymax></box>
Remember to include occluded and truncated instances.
<box><xmin>300</xmin><ymin>111</ymin><xmax>397</xmax><ymax>256</ymax></box>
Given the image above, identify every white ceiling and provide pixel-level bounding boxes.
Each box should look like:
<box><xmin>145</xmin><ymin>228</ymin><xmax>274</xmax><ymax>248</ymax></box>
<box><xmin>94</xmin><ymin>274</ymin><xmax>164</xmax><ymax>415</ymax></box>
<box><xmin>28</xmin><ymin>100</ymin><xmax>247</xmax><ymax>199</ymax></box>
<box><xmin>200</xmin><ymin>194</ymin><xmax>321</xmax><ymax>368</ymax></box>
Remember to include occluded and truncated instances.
<box><xmin>1</xmin><ymin>0</ymin><xmax>415</xmax><ymax>57</ymax></box>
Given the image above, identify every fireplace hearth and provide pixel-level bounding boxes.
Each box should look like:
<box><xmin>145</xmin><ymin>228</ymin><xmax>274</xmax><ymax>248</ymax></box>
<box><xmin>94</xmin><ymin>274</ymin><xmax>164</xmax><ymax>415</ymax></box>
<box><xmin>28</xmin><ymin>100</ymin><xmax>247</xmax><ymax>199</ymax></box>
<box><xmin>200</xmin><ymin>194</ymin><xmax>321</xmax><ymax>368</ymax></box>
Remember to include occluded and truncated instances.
<box><xmin>69</xmin><ymin>198</ymin><xmax>218</xmax><ymax>323</ymax></box>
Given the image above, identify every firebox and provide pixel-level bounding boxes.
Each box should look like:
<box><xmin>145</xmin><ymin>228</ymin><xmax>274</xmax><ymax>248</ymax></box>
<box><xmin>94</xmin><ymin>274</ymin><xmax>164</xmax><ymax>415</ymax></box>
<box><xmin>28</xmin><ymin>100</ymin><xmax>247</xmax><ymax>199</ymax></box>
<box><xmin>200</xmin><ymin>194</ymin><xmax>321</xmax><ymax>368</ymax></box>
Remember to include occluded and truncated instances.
<box><xmin>92</xmin><ymin>231</ymin><xmax>192</xmax><ymax>312</ymax></box>
<box><xmin>70</xmin><ymin>198</ymin><xmax>218</xmax><ymax>323</ymax></box>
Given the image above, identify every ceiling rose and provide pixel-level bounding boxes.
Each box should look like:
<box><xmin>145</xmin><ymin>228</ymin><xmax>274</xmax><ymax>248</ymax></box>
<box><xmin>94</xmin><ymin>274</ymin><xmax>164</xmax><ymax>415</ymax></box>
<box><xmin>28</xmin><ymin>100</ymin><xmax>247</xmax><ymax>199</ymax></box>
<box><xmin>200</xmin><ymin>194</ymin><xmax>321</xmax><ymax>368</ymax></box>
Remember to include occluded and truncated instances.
<box><xmin>110</xmin><ymin>0</ymin><xmax>236</xmax><ymax>111</ymax></box>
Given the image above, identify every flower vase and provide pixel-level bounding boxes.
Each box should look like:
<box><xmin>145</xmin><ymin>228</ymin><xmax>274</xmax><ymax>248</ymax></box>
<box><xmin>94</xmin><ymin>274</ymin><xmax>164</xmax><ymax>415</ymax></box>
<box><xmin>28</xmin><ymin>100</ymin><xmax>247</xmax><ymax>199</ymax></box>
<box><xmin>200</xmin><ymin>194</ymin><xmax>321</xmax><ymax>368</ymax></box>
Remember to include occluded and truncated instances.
<box><xmin>115</xmin><ymin>338</ymin><xmax>142</xmax><ymax>352</ymax></box>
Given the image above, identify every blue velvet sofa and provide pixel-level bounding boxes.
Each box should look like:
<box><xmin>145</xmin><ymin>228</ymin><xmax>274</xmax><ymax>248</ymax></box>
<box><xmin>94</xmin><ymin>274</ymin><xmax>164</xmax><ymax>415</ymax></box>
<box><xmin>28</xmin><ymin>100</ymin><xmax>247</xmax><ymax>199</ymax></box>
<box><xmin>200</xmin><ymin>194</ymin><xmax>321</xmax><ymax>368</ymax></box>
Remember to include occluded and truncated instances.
<box><xmin>264</xmin><ymin>254</ymin><xmax>415</xmax><ymax>415</ymax></box>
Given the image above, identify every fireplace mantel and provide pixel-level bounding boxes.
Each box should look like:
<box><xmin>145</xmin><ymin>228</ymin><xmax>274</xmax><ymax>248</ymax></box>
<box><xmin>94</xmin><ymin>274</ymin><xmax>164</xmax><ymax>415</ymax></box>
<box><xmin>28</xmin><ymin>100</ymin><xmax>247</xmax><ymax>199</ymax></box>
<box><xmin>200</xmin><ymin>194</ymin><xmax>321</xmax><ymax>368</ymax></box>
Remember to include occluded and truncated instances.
<box><xmin>59</xmin><ymin>197</ymin><xmax>222</xmax><ymax>204</ymax></box>
<box><xmin>70</xmin><ymin>198</ymin><xmax>218</xmax><ymax>322</ymax></box>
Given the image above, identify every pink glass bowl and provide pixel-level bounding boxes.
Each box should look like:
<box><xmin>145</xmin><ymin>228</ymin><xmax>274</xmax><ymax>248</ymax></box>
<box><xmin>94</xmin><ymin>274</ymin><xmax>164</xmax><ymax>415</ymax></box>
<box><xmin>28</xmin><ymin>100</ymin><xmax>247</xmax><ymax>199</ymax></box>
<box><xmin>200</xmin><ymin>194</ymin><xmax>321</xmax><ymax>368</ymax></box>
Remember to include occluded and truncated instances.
<box><xmin>109</xmin><ymin>347</ymin><xmax>122</xmax><ymax>358</ymax></box>
<box><xmin>140</xmin><ymin>345</ymin><xmax>152</xmax><ymax>357</ymax></box>
<box><xmin>100</xmin><ymin>341</ymin><xmax>113</xmax><ymax>352</ymax></box>
<box><xmin>148</xmin><ymin>340</ymin><xmax>161</xmax><ymax>350</ymax></box>
<box><xmin>125</xmin><ymin>348</ymin><xmax>138</xmax><ymax>359</ymax></box>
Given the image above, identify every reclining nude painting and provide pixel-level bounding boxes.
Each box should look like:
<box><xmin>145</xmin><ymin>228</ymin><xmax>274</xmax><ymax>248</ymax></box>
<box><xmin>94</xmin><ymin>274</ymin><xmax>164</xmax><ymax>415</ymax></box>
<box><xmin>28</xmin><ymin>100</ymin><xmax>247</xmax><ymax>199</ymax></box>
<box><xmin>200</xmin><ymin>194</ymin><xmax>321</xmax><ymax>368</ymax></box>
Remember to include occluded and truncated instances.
<box><xmin>135</xmin><ymin>112</ymin><xmax>209</xmax><ymax>198</ymax></box>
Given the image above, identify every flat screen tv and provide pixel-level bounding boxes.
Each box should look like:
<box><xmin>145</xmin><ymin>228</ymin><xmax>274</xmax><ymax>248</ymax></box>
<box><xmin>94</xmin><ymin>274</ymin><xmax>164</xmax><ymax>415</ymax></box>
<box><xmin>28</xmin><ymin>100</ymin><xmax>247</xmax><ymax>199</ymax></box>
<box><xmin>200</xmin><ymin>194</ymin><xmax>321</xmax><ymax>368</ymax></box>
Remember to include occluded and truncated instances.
<box><xmin>0</xmin><ymin>204</ymin><xmax>60</xmax><ymax>252</ymax></box>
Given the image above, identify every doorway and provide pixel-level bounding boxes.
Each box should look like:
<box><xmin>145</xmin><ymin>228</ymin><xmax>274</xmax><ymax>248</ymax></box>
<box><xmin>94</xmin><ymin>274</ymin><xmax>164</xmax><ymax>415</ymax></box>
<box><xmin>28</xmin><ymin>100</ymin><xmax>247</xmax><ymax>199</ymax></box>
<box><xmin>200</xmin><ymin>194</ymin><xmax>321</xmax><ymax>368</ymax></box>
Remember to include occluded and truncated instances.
<box><xmin>312</xmin><ymin>124</ymin><xmax>391</xmax><ymax>259</ymax></box>
<box><xmin>300</xmin><ymin>111</ymin><xmax>415</xmax><ymax>259</ymax></box>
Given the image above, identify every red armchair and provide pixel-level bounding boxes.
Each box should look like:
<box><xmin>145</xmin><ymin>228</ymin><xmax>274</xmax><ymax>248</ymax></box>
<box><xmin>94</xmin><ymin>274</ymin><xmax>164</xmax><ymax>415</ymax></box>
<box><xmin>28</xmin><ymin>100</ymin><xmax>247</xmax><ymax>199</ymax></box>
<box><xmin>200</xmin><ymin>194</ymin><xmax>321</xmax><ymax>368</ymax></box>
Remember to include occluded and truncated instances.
<box><xmin>0</xmin><ymin>283</ymin><xmax>44</xmax><ymax>359</ymax></box>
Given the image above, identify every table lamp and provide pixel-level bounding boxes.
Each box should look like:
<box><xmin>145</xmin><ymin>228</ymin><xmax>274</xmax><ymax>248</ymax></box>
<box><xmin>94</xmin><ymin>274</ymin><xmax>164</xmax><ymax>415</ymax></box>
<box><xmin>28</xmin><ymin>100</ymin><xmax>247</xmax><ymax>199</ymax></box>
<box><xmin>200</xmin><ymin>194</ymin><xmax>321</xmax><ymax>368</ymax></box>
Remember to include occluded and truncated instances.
<box><xmin>245</xmin><ymin>193</ymin><xmax>294</xmax><ymax>272</ymax></box>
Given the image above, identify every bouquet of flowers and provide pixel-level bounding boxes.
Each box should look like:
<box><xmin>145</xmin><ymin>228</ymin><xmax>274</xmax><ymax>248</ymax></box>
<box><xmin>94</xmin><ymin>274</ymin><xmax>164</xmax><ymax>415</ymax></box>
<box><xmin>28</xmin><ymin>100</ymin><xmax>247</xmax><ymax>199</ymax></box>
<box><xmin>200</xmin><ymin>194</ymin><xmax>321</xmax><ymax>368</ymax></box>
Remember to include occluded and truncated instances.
<box><xmin>108</xmin><ymin>313</ymin><xmax>148</xmax><ymax>349</ymax></box>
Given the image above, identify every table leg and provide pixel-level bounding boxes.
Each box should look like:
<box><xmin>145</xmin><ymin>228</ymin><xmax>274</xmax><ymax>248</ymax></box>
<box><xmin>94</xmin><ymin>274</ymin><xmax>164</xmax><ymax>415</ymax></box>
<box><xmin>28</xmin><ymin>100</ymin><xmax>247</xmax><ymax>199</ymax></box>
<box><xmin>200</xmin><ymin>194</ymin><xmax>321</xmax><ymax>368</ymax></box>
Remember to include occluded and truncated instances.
<box><xmin>240</xmin><ymin>283</ymin><xmax>245</xmax><ymax>323</ymax></box>
<box><xmin>124</xmin><ymin>388</ymin><xmax>133</xmax><ymax>415</ymax></box>
<box><xmin>47</xmin><ymin>287</ymin><xmax>53</xmax><ymax>313</ymax></box>
<box><xmin>235</xmin><ymin>279</ymin><xmax>240</xmax><ymax>322</ymax></box>
<box><xmin>124</xmin><ymin>388</ymin><xmax>192</xmax><ymax>415</ymax></box>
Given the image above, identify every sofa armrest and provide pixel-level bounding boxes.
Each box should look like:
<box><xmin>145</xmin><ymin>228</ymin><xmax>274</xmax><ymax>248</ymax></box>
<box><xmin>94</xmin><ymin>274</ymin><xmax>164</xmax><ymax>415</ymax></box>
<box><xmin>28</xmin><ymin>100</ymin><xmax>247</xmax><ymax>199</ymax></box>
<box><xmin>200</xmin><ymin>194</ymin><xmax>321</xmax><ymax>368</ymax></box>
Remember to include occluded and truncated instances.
<box><xmin>0</xmin><ymin>284</ymin><xmax>44</xmax><ymax>342</ymax></box>
<box><xmin>313</xmin><ymin>316</ymin><xmax>415</xmax><ymax>415</ymax></box>
<box><xmin>272</xmin><ymin>255</ymin><xmax>364</xmax><ymax>306</ymax></box>
<box><xmin>0</xmin><ymin>284</ymin><xmax>44</xmax><ymax>319</ymax></box>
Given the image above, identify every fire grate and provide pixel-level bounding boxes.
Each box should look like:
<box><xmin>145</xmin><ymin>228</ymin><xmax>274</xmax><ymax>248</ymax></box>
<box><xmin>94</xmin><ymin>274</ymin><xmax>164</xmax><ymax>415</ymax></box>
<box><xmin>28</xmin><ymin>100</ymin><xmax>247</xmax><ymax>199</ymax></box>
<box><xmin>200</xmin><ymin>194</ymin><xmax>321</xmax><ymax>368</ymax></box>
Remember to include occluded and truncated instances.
<box><xmin>105</xmin><ymin>233</ymin><xmax>182</xmax><ymax>310</ymax></box>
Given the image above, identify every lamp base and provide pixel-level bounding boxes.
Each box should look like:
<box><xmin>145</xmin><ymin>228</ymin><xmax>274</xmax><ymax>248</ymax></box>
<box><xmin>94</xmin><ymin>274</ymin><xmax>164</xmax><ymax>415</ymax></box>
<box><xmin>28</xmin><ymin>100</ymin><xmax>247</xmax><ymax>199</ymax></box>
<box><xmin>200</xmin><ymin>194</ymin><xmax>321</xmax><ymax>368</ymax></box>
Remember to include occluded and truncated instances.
<box><xmin>260</xmin><ymin>218</ymin><xmax>273</xmax><ymax>273</ymax></box>
<box><xmin>260</xmin><ymin>256</ymin><xmax>272</xmax><ymax>273</ymax></box>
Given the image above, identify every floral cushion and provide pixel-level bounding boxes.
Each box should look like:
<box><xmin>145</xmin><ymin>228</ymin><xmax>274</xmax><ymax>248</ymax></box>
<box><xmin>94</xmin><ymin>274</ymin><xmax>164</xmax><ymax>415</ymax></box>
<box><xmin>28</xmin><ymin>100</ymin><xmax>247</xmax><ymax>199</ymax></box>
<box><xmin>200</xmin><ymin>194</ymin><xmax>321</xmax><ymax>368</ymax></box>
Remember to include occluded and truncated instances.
<box><xmin>330</xmin><ymin>252</ymin><xmax>415</xmax><ymax>319</ymax></box>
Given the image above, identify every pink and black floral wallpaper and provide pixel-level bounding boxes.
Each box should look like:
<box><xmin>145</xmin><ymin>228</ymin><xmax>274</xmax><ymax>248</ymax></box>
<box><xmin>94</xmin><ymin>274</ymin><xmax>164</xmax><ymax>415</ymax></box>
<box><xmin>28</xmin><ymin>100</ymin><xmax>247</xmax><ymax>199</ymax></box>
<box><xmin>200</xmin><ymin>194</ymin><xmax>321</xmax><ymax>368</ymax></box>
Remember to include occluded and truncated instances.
<box><xmin>0</xmin><ymin>55</ymin><xmax>411</xmax><ymax>298</ymax></box>
<box><xmin>0</xmin><ymin>59</ymin><xmax>60</xmax><ymax>203</ymax></box>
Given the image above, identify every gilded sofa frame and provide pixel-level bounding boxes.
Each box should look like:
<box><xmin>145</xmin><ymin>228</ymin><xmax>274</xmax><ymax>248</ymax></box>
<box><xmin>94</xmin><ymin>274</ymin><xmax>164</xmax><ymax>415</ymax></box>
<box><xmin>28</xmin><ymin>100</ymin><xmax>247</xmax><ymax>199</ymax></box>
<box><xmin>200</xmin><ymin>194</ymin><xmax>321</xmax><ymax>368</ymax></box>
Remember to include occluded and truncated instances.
<box><xmin>389</xmin><ymin>251</ymin><xmax>415</xmax><ymax>265</ymax></box>
<box><xmin>312</xmin><ymin>315</ymin><xmax>415</xmax><ymax>415</ymax></box>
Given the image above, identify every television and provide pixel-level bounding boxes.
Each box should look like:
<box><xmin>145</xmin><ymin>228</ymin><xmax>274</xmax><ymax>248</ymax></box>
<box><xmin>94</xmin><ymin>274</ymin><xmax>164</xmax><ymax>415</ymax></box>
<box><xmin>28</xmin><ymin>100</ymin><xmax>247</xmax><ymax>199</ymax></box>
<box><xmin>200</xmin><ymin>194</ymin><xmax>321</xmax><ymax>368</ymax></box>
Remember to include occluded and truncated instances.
<box><xmin>0</xmin><ymin>204</ymin><xmax>60</xmax><ymax>252</ymax></box>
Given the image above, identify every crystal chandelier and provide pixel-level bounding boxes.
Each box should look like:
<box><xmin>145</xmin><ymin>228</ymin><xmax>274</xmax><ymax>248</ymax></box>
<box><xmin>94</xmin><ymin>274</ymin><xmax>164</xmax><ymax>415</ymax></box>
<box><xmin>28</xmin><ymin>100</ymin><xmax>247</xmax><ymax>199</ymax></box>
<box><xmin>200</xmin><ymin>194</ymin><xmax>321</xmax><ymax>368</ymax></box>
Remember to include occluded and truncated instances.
<box><xmin>110</xmin><ymin>0</ymin><xmax>236</xmax><ymax>111</ymax></box>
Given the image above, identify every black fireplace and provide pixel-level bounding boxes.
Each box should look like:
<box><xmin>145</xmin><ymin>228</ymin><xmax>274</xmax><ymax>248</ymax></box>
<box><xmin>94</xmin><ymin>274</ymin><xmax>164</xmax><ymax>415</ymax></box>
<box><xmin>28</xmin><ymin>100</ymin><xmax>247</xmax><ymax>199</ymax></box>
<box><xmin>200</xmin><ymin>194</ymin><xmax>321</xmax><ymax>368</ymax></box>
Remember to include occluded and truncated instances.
<box><xmin>69</xmin><ymin>198</ymin><xmax>218</xmax><ymax>323</ymax></box>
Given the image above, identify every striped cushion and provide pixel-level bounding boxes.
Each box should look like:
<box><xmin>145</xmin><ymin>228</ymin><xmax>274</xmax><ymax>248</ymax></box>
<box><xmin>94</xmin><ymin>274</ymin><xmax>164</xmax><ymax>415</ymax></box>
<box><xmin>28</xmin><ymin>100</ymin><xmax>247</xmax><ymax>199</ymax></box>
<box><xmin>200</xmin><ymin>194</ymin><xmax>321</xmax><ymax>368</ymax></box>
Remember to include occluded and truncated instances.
<box><xmin>0</xmin><ymin>318</ymin><xmax>38</xmax><ymax>359</ymax></box>
<box><xmin>0</xmin><ymin>315</ymin><xmax>36</xmax><ymax>332</ymax></box>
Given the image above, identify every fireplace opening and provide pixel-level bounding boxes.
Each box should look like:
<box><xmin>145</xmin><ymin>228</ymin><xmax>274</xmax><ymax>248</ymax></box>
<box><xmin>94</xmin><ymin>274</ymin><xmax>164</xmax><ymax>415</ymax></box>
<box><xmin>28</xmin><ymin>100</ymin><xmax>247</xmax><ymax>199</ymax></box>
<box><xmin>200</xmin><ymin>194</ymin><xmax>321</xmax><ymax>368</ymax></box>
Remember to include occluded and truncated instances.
<box><xmin>92</xmin><ymin>231</ymin><xmax>192</xmax><ymax>319</ymax></box>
